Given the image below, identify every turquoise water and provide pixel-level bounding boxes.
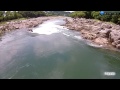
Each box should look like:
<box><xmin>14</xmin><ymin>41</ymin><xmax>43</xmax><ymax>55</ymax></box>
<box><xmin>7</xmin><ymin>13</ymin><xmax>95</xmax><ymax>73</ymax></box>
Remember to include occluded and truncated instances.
<box><xmin>0</xmin><ymin>19</ymin><xmax>120</xmax><ymax>79</ymax></box>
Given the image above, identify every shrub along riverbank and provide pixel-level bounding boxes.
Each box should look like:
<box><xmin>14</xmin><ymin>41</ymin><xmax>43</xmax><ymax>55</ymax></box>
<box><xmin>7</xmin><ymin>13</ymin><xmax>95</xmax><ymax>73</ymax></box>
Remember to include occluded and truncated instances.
<box><xmin>64</xmin><ymin>12</ymin><xmax>120</xmax><ymax>51</ymax></box>
<box><xmin>0</xmin><ymin>11</ymin><xmax>49</xmax><ymax>36</ymax></box>
<box><xmin>69</xmin><ymin>11</ymin><xmax>120</xmax><ymax>24</ymax></box>
<box><xmin>0</xmin><ymin>11</ymin><xmax>47</xmax><ymax>22</ymax></box>
<box><xmin>0</xmin><ymin>16</ymin><xmax>65</xmax><ymax>36</ymax></box>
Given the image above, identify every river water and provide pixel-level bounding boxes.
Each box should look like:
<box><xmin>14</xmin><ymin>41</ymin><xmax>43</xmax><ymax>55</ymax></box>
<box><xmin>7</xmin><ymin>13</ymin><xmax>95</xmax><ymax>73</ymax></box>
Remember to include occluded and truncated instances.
<box><xmin>0</xmin><ymin>18</ymin><xmax>120</xmax><ymax>79</ymax></box>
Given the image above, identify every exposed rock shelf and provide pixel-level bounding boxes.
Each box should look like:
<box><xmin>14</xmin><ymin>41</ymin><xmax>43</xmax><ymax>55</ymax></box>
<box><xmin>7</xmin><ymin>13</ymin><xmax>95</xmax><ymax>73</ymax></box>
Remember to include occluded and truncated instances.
<box><xmin>64</xmin><ymin>18</ymin><xmax>120</xmax><ymax>51</ymax></box>
<box><xmin>0</xmin><ymin>16</ymin><xmax>64</xmax><ymax>36</ymax></box>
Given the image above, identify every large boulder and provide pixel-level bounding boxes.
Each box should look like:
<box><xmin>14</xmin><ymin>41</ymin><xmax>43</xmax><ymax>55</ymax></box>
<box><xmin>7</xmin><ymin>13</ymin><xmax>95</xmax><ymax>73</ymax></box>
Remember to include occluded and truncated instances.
<box><xmin>28</xmin><ymin>28</ymin><xmax>33</xmax><ymax>32</ymax></box>
<box><xmin>67</xmin><ymin>25</ymin><xmax>75</xmax><ymax>30</ymax></box>
<box><xmin>111</xmin><ymin>40</ymin><xmax>120</xmax><ymax>47</ymax></box>
<box><xmin>109</xmin><ymin>30</ymin><xmax>120</xmax><ymax>49</ymax></box>
<box><xmin>94</xmin><ymin>21</ymin><xmax>102</xmax><ymax>26</ymax></box>
<box><xmin>100</xmin><ymin>23</ymin><xmax>112</xmax><ymax>29</ymax></box>
<box><xmin>114</xmin><ymin>40</ymin><xmax>120</xmax><ymax>45</ymax></box>
<box><xmin>83</xmin><ymin>32</ymin><xmax>97</xmax><ymax>40</ymax></box>
<box><xmin>111</xmin><ymin>25</ymin><xmax>120</xmax><ymax>30</ymax></box>
<box><xmin>94</xmin><ymin>37</ymin><xmax>108</xmax><ymax>45</ymax></box>
<box><xmin>109</xmin><ymin>30</ymin><xmax>120</xmax><ymax>43</ymax></box>
<box><xmin>116</xmin><ymin>44</ymin><xmax>120</xmax><ymax>49</ymax></box>
<box><xmin>98</xmin><ymin>29</ymin><xmax>111</xmax><ymax>38</ymax></box>
<box><xmin>112</xmin><ymin>42</ymin><xmax>117</xmax><ymax>47</ymax></box>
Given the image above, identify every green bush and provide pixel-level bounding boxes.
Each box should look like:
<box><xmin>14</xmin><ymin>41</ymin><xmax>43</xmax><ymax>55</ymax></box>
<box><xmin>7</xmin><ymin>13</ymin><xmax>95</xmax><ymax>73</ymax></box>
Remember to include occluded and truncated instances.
<box><xmin>99</xmin><ymin>15</ymin><xmax>111</xmax><ymax>21</ymax></box>
<box><xmin>83</xmin><ymin>11</ymin><xmax>92</xmax><ymax>18</ymax></box>
<box><xmin>18</xmin><ymin>11</ymin><xmax>46</xmax><ymax>18</ymax></box>
<box><xmin>77</xmin><ymin>11</ymin><xmax>86</xmax><ymax>18</ymax></box>
<box><xmin>70</xmin><ymin>11</ymin><xmax>120</xmax><ymax>24</ymax></box>
<box><xmin>110</xmin><ymin>15</ymin><xmax>119</xmax><ymax>23</ymax></box>
<box><xmin>91</xmin><ymin>11</ymin><xmax>100</xmax><ymax>19</ymax></box>
<box><xmin>70</xmin><ymin>11</ymin><xmax>86</xmax><ymax>18</ymax></box>
<box><xmin>0</xmin><ymin>16</ymin><xmax>4</xmax><ymax>22</ymax></box>
<box><xmin>0</xmin><ymin>11</ymin><xmax>4</xmax><ymax>17</ymax></box>
<box><xmin>0</xmin><ymin>11</ymin><xmax>47</xmax><ymax>22</ymax></box>
<box><xmin>13</xmin><ymin>11</ymin><xmax>23</xmax><ymax>19</ymax></box>
<box><xmin>0</xmin><ymin>11</ymin><xmax>5</xmax><ymax>21</ymax></box>
<box><xmin>117</xmin><ymin>17</ymin><xmax>120</xmax><ymax>24</ymax></box>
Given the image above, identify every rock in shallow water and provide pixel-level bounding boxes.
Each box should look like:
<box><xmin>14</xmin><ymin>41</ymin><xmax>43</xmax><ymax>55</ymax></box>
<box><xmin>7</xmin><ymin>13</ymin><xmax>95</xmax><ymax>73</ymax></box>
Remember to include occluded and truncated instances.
<box><xmin>64</xmin><ymin>18</ymin><xmax>120</xmax><ymax>50</ymax></box>
<box><xmin>94</xmin><ymin>37</ymin><xmax>108</xmax><ymax>45</ymax></box>
<box><xmin>109</xmin><ymin>31</ymin><xmax>120</xmax><ymax>42</ymax></box>
<box><xmin>116</xmin><ymin>44</ymin><xmax>120</xmax><ymax>49</ymax></box>
<box><xmin>99</xmin><ymin>29</ymin><xmax>111</xmax><ymax>38</ymax></box>
<box><xmin>28</xmin><ymin>28</ymin><xmax>33</xmax><ymax>32</ymax></box>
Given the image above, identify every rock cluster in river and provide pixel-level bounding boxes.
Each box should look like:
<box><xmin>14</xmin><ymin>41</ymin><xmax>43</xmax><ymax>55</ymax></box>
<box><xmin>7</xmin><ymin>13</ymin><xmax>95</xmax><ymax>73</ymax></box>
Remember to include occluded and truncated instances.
<box><xmin>64</xmin><ymin>18</ymin><xmax>120</xmax><ymax>50</ymax></box>
<box><xmin>0</xmin><ymin>16</ymin><xmax>63</xmax><ymax>36</ymax></box>
<box><xmin>0</xmin><ymin>17</ymin><xmax>49</xmax><ymax>34</ymax></box>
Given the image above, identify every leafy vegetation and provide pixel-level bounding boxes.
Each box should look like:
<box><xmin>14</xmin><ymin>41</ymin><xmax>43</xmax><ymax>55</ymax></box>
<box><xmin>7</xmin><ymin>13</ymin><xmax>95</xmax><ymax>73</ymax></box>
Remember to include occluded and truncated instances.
<box><xmin>0</xmin><ymin>11</ymin><xmax>47</xmax><ymax>22</ymax></box>
<box><xmin>18</xmin><ymin>11</ymin><xmax>46</xmax><ymax>18</ymax></box>
<box><xmin>1</xmin><ymin>11</ymin><xmax>120</xmax><ymax>25</ymax></box>
<box><xmin>45</xmin><ymin>11</ymin><xmax>71</xmax><ymax>16</ymax></box>
<box><xmin>69</xmin><ymin>11</ymin><xmax>120</xmax><ymax>24</ymax></box>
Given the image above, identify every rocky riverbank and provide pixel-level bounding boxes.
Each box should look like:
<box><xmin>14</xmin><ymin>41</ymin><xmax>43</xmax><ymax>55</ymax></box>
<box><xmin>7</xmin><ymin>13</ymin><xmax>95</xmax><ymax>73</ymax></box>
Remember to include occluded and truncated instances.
<box><xmin>64</xmin><ymin>18</ymin><xmax>120</xmax><ymax>51</ymax></box>
<box><xmin>0</xmin><ymin>16</ymin><xmax>64</xmax><ymax>36</ymax></box>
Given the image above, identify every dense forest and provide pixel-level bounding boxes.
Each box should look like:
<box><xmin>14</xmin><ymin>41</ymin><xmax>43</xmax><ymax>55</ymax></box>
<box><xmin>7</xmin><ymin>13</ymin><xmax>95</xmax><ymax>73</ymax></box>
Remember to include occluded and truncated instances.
<box><xmin>0</xmin><ymin>11</ymin><xmax>47</xmax><ymax>22</ymax></box>
<box><xmin>0</xmin><ymin>11</ymin><xmax>120</xmax><ymax>24</ymax></box>
<box><xmin>0</xmin><ymin>11</ymin><xmax>70</xmax><ymax>22</ymax></box>
<box><xmin>69</xmin><ymin>11</ymin><xmax>120</xmax><ymax>24</ymax></box>
<box><xmin>0</xmin><ymin>11</ymin><xmax>71</xmax><ymax>22</ymax></box>
<box><xmin>46</xmin><ymin>11</ymin><xmax>71</xmax><ymax>16</ymax></box>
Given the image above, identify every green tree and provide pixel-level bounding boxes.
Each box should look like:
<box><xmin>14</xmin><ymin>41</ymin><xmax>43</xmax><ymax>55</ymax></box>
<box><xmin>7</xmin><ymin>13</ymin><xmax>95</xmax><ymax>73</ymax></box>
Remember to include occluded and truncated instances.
<box><xmin>100</xmin><ymin>15</ymin><xmax>111</xmax><ymax>21</ymax></box>
<box><xmin>0</xmin><ymin>11</ymin><xmax>4</xmax><ymax>22</ymax></box>
<box><xmin>70</xmin><ymin>11</ymin><xmax>86</xmax><ymax>18</ymax></box>
<box><xmin>117</xmin><ymin>17</ymin><xmax>120</xmax><ymax>24</ymax></box>
<box><xmin>91</xmin><ymin>11</ymin><xmax>101</xmax><ymax>19</ymax></box>
<box><xmin>111</xmin><ymin>15</ymin><xmax>119</xmax><ymax>23</ymax></box>
<box><xmin>13</xmin><ymin>11</ymin><xmax>23</xmax><ymax>19</ymax></box>
<box><xmin>4</xmin><ymin>11</ymin><xmax>14</xmax><ymax>20</ymax></box>
<box><xmin>18</xmin><ymin>11</ymin><xmax>46</xmax><ymax>18</ymax></box>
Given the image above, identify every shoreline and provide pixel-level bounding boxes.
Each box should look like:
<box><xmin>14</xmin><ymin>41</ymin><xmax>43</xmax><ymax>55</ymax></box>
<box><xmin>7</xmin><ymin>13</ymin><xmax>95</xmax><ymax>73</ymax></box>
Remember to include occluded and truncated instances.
<box><xmin>0</xmin><ymin>16</ymin><xmax>65</xmax><ymax>36</ymax></box>
<box><xmin>63</xmin><ymin>17</ymin><xmax>120</xmax><ymax>51</ymax></box>
<box><xmin>1</xmin><ymin>16</ymin><xmax>120</xmax><ymax>52</ymax></box>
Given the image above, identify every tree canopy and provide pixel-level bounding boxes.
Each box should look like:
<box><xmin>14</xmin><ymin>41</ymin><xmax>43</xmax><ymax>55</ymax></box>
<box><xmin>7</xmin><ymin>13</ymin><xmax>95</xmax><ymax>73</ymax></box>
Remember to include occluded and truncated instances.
<box><xmin>1</xmin><ymin>11</ymin><xmax>120</xmax><ymax>25</ymax></box>
<box><xmin>69</xmin><ymin>11</ymin><xmax>120</xmax><ymax>24</ymax></box>
<box><xmin>0</xmin><ymin>11</ymin><xmax>47</xmax><ymax>22</ymax></box>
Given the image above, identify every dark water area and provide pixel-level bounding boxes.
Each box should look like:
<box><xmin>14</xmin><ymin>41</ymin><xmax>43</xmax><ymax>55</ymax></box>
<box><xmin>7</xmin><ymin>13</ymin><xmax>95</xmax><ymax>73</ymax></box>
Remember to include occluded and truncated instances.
<box><xmin>0</xmin><ymin>19</ymin><xmax>120</xmax><ymax>79</ymax></box>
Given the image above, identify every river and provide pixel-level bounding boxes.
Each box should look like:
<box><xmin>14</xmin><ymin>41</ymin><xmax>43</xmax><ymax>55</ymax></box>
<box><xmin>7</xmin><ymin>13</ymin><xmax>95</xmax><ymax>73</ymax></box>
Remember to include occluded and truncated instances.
<box><xmin>0</xmin><ymin>18</ymin><xmax>120</xmax><ymax>79</ymax></box>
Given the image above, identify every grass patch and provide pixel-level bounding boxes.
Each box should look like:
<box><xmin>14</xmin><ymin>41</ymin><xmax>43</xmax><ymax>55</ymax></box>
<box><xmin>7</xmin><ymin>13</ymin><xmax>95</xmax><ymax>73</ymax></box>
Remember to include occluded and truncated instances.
<box><xmin>94</xmin><ymin>19</ymin><xmax>116</xmax><ymax>25</ymax></box>
<box><xmin>0</xmin><ymin>18</ymin><xmax>27</xmax><ymax>26</ymax></box>
<box><xmin>0</xmin><ymin>21</ymin><xmax>7</xmax><ymax>26</ymax></box>
<box><xmin>94</xmin><ymin>19</ymin><xmax>100</xmax><ymax>22</ymax></box>
<box><xmin>10</xmin><ymin>18</ymin><xmax>27</xmax><ymax>22</ymax></box>
<box><xmin>107</xmin><ymin>21</ymin><xmax>115</xmax><ymax>25</ymax></box>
